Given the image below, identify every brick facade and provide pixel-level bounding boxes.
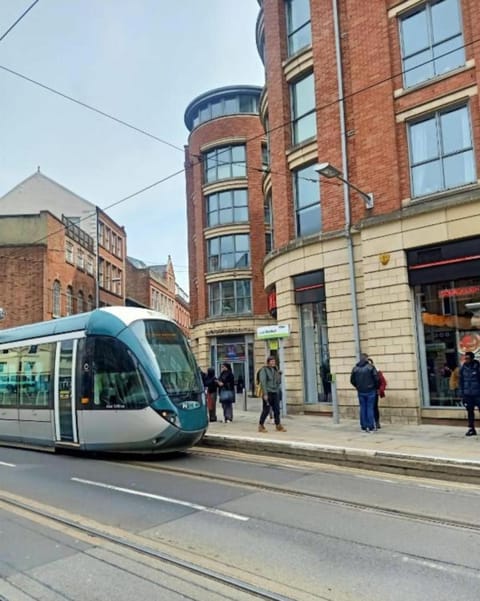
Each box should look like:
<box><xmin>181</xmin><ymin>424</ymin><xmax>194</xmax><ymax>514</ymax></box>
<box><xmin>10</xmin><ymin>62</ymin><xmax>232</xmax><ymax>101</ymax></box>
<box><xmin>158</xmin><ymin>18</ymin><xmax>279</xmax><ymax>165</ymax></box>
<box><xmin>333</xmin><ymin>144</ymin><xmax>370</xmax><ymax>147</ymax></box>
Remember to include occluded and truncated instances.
<box><xmin>0</xmin><ymin>212</ymin><xmax>95</xmax><ymax>328</ymax></box>
<box><xmin>257</xmin><ymin>0</ymin><xmax>480</xmax><ymax>423</ymax></box>
<box><xmin>184</xmin><ymin>86</ymin><xmax>277</xmax><ymax>387</ymax></box>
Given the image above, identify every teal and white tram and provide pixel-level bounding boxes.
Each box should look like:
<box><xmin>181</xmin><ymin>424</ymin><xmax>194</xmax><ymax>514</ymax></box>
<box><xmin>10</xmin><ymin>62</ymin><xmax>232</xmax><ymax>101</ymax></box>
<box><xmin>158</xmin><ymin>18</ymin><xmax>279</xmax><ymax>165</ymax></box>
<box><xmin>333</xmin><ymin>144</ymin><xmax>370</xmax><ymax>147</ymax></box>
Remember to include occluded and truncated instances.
<box><xmin>0</xmin><ymin>307</ymin><xmax>207</xmax><ymax>453</ymax></box>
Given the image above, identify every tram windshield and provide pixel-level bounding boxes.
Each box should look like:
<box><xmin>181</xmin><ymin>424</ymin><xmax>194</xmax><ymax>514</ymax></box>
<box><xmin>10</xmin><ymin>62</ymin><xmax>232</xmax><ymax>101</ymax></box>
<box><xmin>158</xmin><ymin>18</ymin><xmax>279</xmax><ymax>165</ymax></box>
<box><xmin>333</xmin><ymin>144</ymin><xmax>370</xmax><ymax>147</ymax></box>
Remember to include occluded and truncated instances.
<box><xmin>130</xmin><ymin>319</ymin><xmax>203</xmax><ymax>397</ymax></box>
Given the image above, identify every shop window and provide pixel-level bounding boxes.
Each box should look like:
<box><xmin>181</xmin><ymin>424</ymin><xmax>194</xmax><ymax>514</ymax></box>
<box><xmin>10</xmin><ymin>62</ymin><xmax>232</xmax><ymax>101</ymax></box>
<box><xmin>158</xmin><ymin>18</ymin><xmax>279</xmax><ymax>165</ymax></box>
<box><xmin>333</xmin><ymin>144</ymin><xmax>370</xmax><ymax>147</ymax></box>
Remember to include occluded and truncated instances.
<box><xmin>399</xmin><ymin>0</ymin><xmax>465</xmax><ymax>88</ymax></box>
<box><xmin>408</xmin><ymin>104</ymin><xmax>475</xmax><ymax>197</ymax></box>
<box><xmin>300</xmin><ymin>302</ymin><xmax>331</xmax><ymax>403</ymax></box>
<box><xmin>416</xmin><ymin>278</ymin><xmax>480</xmax><ymax>407</ymax></box>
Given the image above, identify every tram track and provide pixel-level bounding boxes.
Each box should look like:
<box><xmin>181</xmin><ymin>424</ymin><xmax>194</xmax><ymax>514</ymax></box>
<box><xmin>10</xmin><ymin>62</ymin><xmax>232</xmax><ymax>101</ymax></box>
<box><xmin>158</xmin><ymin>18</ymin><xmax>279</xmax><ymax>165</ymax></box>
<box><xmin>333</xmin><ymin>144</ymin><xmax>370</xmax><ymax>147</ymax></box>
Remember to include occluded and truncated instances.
<box><xmin>122</xmin><ymin>451</ymin><xmax>480</xmax><ymax>535</ymax></box>
<box><xmin>0</xmin><ymin>491</ymin><xmax>319</xmax><ymax>601</ymax></box>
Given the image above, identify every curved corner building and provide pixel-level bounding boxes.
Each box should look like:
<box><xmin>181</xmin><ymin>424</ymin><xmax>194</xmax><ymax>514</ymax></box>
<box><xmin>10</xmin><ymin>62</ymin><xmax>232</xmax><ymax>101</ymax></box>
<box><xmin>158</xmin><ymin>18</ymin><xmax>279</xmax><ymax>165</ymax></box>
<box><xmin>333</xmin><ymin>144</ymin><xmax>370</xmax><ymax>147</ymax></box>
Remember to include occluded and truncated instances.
<box><xmin>184</xmin><ymin>85</ymin><xmax>275</xmax><ymax>393</ymax></box>
<box><xmin>256</xmin><ymin>0</ymin><xmax>480</xmax><ymax>423</ymax></box>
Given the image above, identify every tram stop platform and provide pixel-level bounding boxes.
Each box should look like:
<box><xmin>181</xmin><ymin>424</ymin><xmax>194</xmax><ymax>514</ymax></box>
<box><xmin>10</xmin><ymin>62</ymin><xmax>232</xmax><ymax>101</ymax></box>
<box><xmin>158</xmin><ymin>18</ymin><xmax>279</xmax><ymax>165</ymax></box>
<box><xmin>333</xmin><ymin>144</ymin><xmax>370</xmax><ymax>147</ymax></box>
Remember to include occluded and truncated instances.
<box><xmin>199</xmin><ymin>397</ymin><xmax>480</xmax><ymax>485</ymax></box>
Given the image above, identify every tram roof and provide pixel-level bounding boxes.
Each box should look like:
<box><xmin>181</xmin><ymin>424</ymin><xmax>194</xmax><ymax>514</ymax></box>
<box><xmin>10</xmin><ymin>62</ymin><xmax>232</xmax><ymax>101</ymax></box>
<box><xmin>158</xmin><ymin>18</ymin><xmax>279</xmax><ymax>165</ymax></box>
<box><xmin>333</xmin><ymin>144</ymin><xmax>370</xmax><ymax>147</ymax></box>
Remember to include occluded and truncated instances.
<box><xmin>0</xmin><ymin>307</ymin><xmax>173</xmax><ymax>346</ymax></box>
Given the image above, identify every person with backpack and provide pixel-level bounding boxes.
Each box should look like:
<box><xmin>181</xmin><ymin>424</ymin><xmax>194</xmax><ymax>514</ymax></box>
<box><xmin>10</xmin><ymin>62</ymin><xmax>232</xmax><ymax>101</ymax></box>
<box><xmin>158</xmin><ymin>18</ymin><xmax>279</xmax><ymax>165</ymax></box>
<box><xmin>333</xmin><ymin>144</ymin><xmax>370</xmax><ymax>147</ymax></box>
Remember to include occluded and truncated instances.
<box><xmin>258</xmin><ymin>356</ymin><xmax>286</xmax><ymax>433</ymax></box>
<box><xmin>350</xmin><ymin>353</ymin><xmax>379</xmax><ymax>433</ymax></box>
<box><xmin>459</xmin><ymin>351</ymin><xmax>480</xmax><ymax>436</ymax></box>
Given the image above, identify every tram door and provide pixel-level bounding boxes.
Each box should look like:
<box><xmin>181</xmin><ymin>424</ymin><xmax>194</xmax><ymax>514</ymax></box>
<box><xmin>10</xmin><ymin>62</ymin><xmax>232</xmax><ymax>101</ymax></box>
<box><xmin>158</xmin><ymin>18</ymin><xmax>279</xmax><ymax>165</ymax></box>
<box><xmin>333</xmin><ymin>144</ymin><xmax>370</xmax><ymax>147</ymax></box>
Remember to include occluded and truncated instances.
<box><xmin>54</xmin><ymin>339</ymin><xmax>78</xmax><ymax>444</ymax></box>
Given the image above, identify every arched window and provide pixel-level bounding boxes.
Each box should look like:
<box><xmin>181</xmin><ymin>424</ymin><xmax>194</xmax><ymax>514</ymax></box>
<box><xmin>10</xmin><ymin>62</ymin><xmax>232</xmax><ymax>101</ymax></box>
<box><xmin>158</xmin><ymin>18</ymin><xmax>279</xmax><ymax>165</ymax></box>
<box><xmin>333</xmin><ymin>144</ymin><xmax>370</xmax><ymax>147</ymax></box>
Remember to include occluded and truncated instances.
<box><xmin>77</xmin><ymin>291</ymin><xmax>84</xmax><ymax>313</ymax></box>
<box><xmin>87</xmin><ymin>295</ymin><xmax>94</xmax><ymax>312</ymax></box>
<box><xmin>66</xmin><ymin>286</ymin><xmax>73</xmax><ymax>316</ymax></box>
<box><xmin>52</xmin><ymin>280</ymin><xmax>61</xmax><ymax>318</ymax></box>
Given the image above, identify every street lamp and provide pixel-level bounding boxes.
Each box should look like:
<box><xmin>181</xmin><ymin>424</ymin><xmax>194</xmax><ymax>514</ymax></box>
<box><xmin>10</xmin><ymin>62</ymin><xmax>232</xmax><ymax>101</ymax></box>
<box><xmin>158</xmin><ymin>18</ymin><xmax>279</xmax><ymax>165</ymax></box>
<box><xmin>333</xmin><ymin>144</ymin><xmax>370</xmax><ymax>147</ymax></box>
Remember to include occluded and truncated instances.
<box><xmin>315</xmin><ymin>162</ymin><xmax>374</xmax><ymax>210</ymax></box>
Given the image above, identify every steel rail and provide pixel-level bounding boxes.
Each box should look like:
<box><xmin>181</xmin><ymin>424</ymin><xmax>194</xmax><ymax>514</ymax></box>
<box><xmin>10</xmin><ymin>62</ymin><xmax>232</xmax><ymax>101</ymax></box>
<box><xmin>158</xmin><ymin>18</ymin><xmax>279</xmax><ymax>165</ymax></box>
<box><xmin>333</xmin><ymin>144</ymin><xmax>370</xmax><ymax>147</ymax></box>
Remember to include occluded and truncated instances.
<box><xmin>123</xmin><ymin>454</ymin><xmax>480</xmax><ymax>535</ymax></box>
<box><xmin>0</xmin><ymin>494</ymin><xmax>313</xmax><ymax>601</ymax></box>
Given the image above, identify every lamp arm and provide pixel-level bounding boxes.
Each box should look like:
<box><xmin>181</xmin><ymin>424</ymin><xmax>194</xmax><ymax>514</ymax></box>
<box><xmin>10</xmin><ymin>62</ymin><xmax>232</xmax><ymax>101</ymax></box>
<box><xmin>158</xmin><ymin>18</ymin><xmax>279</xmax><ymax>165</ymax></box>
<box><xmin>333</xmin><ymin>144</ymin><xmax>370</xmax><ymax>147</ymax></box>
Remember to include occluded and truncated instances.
<box><xmin>336</xmin><ymin>175</ymin><xmax>371</xmax><ymax>204</ymax></box>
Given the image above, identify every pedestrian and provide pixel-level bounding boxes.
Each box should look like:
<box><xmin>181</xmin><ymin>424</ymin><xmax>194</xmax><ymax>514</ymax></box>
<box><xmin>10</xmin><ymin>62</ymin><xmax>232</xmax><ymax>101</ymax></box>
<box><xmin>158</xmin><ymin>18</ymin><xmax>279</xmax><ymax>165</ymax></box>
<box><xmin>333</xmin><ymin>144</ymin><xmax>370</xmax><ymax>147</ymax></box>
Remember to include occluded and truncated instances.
<box><xmin>236</xmin><ymin>375</ymin><xmax>244</xmax><ymax>394</ymax></box>
<box><xmin>216</xmin><ymin>362</ymin><xmax>235</xmax><ymax>423</ymax></box>
<box><xmin>203</xmin><ymin>367</ymin><xmax>218</xmax><ymax>422</ymax></box>
<box><xmin>258</xmin><ymin>356</ymin><xmax>286</xmax><ymax>433</ymax></box>
<box><xmin>368</xmin><ymin>358</ymin><xmax>387</xmax><ymax>429</ymax></box>
<box><xmin>350</xmin><ymin>353</ymin><xmax>379</xmax><ymax>433</ymax></box>
<box><xmin>459</xmin><ymin>351</ymin><xmax>480</xmax><ymax>436</ymax></box>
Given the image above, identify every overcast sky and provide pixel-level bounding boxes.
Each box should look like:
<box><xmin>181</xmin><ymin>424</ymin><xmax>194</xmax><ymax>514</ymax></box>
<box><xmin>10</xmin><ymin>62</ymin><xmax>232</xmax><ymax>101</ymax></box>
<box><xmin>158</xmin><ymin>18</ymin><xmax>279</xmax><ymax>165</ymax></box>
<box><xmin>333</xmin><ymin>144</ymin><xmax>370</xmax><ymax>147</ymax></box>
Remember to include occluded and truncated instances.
<box><xmin>0</xmin><ymin>0</ymin><xmax>264</xmax><ymax>292</ymax></box>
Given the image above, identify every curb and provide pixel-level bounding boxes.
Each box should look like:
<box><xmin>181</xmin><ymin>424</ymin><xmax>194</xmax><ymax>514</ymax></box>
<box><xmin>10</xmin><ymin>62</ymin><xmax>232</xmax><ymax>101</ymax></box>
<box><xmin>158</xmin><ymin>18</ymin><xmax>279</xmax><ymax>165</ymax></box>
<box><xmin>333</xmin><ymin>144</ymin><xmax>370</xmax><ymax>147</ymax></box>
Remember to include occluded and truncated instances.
<box><xmin>200</xmin><ymin>434</ymin><xmax>480</xmax><ymax>485</ymax></box>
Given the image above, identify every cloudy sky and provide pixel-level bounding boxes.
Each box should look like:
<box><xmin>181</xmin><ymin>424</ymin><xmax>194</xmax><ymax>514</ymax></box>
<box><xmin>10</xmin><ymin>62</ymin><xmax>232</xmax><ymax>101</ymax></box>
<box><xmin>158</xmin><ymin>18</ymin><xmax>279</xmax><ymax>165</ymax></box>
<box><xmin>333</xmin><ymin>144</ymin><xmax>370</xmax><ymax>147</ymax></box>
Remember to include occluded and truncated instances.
<box><xmin>0</xmin><ymin>0</ymin><xmax>264</xmax><ymax>291</ymax></box>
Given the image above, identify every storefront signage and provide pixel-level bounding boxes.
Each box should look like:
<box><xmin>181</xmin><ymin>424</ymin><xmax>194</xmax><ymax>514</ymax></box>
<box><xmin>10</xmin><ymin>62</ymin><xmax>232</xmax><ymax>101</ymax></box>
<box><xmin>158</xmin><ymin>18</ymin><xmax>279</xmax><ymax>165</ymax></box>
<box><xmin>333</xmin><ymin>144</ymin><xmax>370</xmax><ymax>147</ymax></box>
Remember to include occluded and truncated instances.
<box><xmin>205</xmin><ymin>328</ymin><xmax>248</xmax><ymax>336</ymax></box>
<box><xmin>438</xmin><ymin>286</ymin><xmax>480</xmax><ymax>299</ymax></box>
<box><xmin>256</xmin><ymin>324</ymin><xmax>290</xmax><ymax>339</ymax></box>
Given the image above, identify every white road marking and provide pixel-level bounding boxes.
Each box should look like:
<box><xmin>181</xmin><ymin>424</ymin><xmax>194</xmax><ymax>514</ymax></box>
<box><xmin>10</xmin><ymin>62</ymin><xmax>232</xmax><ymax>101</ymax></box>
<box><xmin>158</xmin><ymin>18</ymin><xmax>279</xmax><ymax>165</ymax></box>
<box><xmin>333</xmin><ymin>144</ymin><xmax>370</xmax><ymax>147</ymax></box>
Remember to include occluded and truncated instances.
<box><xmin>71</xmin><ymin>477</ymin><xmax>249</xmax><ymax>521</ymax></box>
<box><xmin>402</xmin><ymin>556</ymin><xmax>480</xmax><ymax>578</ymax></box>
<box><xmin>0</xmin><ymin>461</ymin><xmax>15</xmax><ymax>467</ymax></box>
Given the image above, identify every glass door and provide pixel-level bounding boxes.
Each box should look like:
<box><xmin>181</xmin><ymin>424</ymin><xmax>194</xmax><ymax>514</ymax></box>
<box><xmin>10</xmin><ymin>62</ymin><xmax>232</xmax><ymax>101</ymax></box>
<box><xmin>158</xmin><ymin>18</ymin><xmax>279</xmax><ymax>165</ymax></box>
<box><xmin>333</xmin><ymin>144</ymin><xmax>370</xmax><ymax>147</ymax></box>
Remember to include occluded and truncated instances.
<box><xmin>54</xmin><ymin>339</ymin><xmax>78</xmax><ymax>443</ymax></box>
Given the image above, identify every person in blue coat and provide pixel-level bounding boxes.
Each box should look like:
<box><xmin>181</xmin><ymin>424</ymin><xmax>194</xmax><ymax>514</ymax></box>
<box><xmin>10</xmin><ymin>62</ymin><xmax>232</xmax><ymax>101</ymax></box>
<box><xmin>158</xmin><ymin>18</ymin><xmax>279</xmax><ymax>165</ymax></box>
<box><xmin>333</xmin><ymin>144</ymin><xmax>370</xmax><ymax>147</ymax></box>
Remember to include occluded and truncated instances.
<box><xmin>459</xmin><ymin>351</ymin><xmax>480</xmax><ymax>436</ymax></box>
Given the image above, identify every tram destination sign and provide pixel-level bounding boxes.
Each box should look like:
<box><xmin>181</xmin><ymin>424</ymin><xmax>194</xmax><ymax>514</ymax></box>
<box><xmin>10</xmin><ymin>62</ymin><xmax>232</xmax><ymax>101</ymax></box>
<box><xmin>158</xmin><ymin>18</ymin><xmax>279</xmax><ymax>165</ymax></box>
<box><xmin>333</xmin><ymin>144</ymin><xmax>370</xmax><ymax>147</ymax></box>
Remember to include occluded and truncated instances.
<box><xmin>256</xmin><ymin>324</ymin><xmax>290</xmax><ymax>340</ymax></box>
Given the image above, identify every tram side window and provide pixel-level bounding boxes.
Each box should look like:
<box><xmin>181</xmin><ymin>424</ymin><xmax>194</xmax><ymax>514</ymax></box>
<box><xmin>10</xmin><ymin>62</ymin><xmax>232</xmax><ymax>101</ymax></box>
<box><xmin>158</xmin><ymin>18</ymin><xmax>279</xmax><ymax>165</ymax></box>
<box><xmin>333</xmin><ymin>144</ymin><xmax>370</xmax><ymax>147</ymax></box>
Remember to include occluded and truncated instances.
<box><xmin>91</xmin><ymin>336</ymin><xmax>152</xmax><ymax>409</ymax></box>
<box><xmin>0</xmin><ymin>344</ymin><xmax>54</xmax><ymax>408</ymax></box>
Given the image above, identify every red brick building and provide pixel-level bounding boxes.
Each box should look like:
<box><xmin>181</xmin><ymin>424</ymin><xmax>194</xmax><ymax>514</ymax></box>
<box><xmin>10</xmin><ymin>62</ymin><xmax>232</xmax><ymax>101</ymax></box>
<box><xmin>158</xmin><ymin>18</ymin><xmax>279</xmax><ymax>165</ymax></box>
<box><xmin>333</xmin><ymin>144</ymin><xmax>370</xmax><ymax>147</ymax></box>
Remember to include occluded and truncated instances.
<box><xmin>184</xmin><ymin>85</ymin><xmax>276</xmax><ymax>388</ymax></box>
<box><xmin>0</xmin><ymin>171</ymin><xmax>127</xmax><ymax>312</ymax></box>
<box><xmin>126</xmin><ymin>255</ymin><xmax>191</xmax><ymax>336</ymax></box>
<box><xmin>256</xmin><ymin>0</ymin><xmax>480</xmax><ymax>423</ymax></box>
<box><xmin>0</xmin><ymin>211</ymin><xmax>96</xmax><ymax>328</ymax></box>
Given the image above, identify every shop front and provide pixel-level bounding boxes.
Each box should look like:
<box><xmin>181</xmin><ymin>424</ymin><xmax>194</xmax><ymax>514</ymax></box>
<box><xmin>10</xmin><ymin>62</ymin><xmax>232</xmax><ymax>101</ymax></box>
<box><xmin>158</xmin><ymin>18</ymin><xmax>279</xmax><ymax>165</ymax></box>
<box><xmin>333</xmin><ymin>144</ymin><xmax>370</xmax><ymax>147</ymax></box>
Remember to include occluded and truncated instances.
<box><xmin>408</xmin><ymin>237</ymin><xmax>480</xmax><ymax>408</ymax></box>
<box><xmin>293</xmin><ymin>270</ymin><xmax>331</xmax><ymax>406</ymax></box>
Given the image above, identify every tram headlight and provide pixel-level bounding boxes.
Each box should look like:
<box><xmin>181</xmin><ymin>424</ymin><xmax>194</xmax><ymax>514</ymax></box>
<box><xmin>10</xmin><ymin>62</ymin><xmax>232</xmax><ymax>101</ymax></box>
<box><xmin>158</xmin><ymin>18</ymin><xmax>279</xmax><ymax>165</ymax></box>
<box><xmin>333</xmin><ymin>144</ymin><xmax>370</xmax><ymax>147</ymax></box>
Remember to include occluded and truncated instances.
<box><xmin>159</xmin><ymin>410</ymin><xmax>178</xmax><ymax>425</ymax></box>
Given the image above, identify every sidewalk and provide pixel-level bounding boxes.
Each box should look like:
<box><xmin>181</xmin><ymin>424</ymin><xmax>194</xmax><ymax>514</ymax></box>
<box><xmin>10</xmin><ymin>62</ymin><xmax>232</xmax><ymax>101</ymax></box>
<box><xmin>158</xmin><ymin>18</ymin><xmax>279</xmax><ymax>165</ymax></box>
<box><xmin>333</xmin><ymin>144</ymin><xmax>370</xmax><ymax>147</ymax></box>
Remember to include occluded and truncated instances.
<box><xmin>200</xmin><ymin>398</ymin><xmax>480</xmax><ymax>484</ymax></box>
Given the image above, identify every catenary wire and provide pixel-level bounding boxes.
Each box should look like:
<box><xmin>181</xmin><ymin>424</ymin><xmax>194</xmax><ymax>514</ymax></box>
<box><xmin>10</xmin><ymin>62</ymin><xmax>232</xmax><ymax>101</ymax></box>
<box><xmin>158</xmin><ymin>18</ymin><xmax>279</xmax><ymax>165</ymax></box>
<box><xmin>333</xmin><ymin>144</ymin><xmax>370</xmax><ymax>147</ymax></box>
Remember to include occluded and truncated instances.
<box><xmin>0</xmin><ymin>0</ymin><xmax>40</xmax><ymax>43</ymax></box>
<box><xmin>1</xmin><ymin>36</ymin><xmax>478</xmax><ymax>165</ymax></box>
<box><xmin>1</xmin><ymin>35</ymin><xmax>479</xmax><ymax>173</ymax></box>
<box><xmin>0</xmin><ymin>37</ymin><xmax>477</xmax><ymax>264</ymax></box>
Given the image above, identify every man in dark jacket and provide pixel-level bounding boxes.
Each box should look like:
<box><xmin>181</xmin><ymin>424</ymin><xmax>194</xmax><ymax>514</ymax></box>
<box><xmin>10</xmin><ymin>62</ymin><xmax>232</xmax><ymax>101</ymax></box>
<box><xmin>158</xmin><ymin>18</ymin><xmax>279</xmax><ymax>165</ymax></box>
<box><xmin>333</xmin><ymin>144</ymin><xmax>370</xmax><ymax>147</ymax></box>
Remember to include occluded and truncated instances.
<box><xmin>350</xmin><ymin>353</ymin><xmax>379</xmax><ymax>432</ymax></box>
<box><xmin>459</xmin><ymin>351</ymin><xmax>480</xmax><ymax>436</ymax></box>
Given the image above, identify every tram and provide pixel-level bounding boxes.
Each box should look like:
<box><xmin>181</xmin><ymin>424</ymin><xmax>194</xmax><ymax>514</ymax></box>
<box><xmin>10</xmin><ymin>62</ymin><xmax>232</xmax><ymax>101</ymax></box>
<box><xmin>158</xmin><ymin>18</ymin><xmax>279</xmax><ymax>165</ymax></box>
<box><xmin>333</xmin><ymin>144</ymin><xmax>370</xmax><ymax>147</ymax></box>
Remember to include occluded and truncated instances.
<box><xmin>0</xmin><ymin>307</ymin><xmax>208</xmax><ymax>453</ymax></box>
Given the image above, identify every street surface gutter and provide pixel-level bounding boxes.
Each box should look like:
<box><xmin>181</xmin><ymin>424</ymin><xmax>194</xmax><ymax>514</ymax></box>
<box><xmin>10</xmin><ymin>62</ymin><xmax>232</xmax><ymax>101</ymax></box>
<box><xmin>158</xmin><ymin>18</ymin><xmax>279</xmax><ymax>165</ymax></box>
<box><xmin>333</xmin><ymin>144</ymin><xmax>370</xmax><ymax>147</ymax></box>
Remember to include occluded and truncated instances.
<box><xmin>200</xmin><ymin>434</ymin><xmax>480</xmax><ymax>485</ymax></box>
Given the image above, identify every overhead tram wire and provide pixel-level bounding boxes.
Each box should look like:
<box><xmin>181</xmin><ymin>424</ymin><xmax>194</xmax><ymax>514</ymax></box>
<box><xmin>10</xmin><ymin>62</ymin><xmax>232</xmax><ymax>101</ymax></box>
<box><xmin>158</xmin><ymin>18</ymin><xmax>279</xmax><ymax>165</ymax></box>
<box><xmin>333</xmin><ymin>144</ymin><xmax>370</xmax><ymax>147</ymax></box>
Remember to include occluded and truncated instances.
<box><xmin>1</xmin><ymin>35</ymin><xmax>478</xmax><ymax>171</ymax></box>
<box><xmin>1</xmin><ymin>37</ymin><xmax>479</xmax><ymax>264</ymax></box>
<box><xmin>0</xmin><ymin>64</ymin><xmax>184</xmax><ymax>153</ymax></box>
<box><xmin>0</xmin><ymin>0</ymin><xmax>40</xmax><ymax>43</ymax></box>
<box><xmin>1</xmin><ymin>167</ymin><xmax>186</xmax><ymax>265</ymax></box>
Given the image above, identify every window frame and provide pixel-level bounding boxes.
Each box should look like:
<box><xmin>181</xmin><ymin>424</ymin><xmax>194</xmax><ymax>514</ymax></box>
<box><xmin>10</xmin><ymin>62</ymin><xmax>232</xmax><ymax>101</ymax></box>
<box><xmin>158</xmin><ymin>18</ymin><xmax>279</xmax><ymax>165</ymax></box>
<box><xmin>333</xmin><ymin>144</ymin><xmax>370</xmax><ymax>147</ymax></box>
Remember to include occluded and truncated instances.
<box><xmin>399</xmin><ymin>0</ymin><xmax>465</xmax><ymax>89</ymax></box>
<box><xmin>293</xmin><ymin>163</ymin><xmax>322</xmax><ymax>237</ymax></box>
<box><xmin>208</xmin><ymin>279</ymin><xmax>252</xmax><ymax>317</ymax></box>
<box><xmin>66</xmin><ymin>286</ymin><xmax>74</xmax><ymax>316</ymax></box>
<box><xmin>207</xmin><ymin>234</ymin><xmax>250</xmax><ymax>273</ymax></box>
<box><xmin>204</xmin><ymin>145</ymin><xmax>247</xmax><ymax>184</ymax></box>
<box><xmin>206</xmin><ymin>189</ymin><xmax>249</xmax><ymax>227</ymax></box>
<box><xmin>407</xmin><ymin>103</ymin><xmax>476</xmax><ymax>198</ymax></box>
<box><xmin>290</xmin><ymin>72</ymin><xmax>317</xmax><ymax>146</ymax></box>
<box><xmin>285</xmin><ymin>0</ymin><xmax>312</xmax><ymax>56</ymax></box>
<box><xmin>52</xmin><ymin>281</ymin><xmax>61</xmax><ymax>318</ymax></box>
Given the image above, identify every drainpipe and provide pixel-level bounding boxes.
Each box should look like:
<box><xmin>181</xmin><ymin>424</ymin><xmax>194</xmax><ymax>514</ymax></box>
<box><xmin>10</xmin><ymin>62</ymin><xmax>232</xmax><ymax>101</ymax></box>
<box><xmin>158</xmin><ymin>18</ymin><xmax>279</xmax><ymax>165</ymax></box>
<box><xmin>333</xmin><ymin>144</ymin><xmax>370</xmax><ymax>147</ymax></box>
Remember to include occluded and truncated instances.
<box><xmin>332</xmin><ymin>0</ymin><xmax>361</xmax><ymax>360</ymax></box>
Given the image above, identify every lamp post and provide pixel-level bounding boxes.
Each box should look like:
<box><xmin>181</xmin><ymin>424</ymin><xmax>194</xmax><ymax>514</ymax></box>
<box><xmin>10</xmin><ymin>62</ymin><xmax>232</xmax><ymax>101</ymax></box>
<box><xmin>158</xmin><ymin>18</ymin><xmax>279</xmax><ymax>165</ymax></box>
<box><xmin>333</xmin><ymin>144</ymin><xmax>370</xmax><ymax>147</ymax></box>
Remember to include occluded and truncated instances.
<box><xmin>315</xmin><ymin>162</ymin><xmax>374</xmax><ymax>209</ymax></box>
